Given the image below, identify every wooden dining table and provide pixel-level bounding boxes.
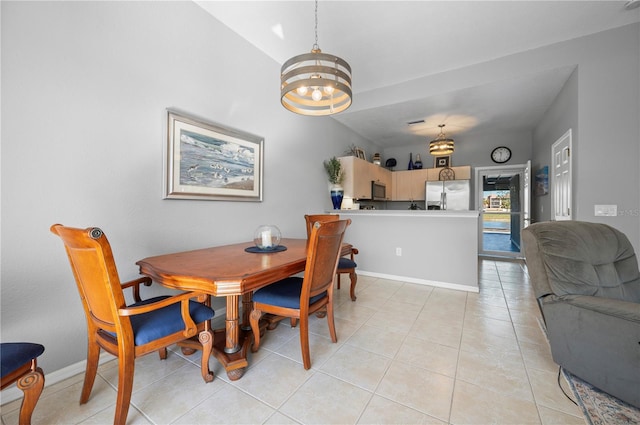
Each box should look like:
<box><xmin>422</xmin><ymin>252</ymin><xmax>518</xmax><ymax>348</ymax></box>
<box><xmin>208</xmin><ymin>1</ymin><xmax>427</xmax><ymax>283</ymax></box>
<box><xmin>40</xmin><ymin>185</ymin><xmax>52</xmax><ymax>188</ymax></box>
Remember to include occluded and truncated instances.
<box><xmin>136</xmin><ymin>238</ymin><xmax>352</xmax><ymax>380</ymax></box>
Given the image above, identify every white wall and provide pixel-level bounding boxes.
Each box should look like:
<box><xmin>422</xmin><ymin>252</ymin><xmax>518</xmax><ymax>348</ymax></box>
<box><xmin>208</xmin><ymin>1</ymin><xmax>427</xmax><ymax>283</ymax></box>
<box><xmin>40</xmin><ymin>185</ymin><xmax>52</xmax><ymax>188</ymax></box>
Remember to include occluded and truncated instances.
<box><xmin>0</xmin><ymin>1</ymin><xmax>372</xmax><ymax>373</ymax></box>
<box><xmin>532</xmin><ymin>68</ymin><xmax>579</xmax><ymax>222</ymax></box>
<box><xmin>530</xmin><ymin>23</ymin><xmax>639</xmax><ymax>252</ymax></box>
<box><xmin>377</xmin><ymin>23</ymin><xmax>639</xmax><ymax>252</ymax></box>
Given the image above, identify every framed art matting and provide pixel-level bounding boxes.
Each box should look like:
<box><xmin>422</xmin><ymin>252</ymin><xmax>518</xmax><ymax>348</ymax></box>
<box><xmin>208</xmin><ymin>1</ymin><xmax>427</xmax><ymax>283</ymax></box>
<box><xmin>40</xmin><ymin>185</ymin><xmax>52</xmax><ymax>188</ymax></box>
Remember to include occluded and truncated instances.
<box><xmin>164</xmin><ymin>109</ymin><xmax>264</xmax><ymax>201</ymax></box>
<box><xmin>434</xmin><ymin>155</ymin><xmax>451</xmax><ymax>168</ymax></box>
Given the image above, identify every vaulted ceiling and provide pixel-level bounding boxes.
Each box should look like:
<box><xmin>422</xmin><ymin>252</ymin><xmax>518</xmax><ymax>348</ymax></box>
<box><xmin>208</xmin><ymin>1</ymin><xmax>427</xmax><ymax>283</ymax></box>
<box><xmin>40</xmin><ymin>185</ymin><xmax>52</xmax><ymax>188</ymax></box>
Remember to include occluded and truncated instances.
<box><xmin>197</xmin><ymin>1</ymin><xmax>640</xmax><ymax>148</ymax></box>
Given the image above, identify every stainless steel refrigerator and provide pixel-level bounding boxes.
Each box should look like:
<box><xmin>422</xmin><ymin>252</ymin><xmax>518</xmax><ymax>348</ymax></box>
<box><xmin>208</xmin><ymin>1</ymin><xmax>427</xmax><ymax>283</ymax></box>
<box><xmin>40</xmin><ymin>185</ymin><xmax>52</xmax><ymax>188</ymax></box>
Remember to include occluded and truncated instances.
<box><xmin>425</xmin><ymin>180</ymin><xmax>471</xmax><ymax>210</ymax></box>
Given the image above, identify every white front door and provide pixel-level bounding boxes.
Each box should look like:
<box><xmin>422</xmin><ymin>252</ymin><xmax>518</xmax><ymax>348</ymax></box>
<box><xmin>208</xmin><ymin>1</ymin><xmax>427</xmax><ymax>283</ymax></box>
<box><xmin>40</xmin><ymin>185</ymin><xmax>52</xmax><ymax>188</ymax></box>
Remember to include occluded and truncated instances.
<box><xmin>552</xmin><ymin>129</ymin><xmax>572</xmax><ymax>221</ymax></box>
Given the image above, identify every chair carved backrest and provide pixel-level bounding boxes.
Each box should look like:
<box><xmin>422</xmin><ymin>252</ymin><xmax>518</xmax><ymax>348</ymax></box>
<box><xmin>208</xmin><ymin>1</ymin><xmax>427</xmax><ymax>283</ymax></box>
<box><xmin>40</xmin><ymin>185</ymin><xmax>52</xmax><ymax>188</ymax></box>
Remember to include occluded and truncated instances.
<box><xmin>50</xmin><ymin>225</ymin><xmax>129</xmax><ymax>335</ymax></box>
<box><xmin>304</xmin><ymin>214</ymin><xmax>339</xmax><ymax>239</ymax></box>
<box><xmin>304</xmin><ymin>219</ymin><xmax>350</xmax><ymax>301</ymax></box>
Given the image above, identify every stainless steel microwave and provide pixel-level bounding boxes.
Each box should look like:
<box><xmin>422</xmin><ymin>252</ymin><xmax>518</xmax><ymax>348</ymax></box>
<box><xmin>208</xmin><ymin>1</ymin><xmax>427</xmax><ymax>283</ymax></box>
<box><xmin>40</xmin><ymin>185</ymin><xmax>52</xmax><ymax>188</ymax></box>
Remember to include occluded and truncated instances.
<box><xmin>371</xmin><ymin>181</ymin><xmax>386</xmax><ymax>200</ymax></box>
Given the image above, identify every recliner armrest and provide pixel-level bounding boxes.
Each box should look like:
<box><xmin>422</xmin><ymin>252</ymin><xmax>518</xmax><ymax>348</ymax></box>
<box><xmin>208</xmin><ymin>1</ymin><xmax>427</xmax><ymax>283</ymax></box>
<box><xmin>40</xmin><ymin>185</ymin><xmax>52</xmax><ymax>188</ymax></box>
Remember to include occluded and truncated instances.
<box><xmin>543</xmin><ymin>294</ymin><xmax>640</xmax><ymax>323</ymax></box>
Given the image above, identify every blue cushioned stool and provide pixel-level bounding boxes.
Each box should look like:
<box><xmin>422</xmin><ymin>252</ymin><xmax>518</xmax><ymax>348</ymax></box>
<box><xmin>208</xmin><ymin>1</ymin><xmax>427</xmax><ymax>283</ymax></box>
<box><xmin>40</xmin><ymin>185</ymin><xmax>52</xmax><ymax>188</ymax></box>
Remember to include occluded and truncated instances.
<box><xmin>1</xmin><ymin>342</ymin><xmax>45</xmax><ymax>425</ymax></box>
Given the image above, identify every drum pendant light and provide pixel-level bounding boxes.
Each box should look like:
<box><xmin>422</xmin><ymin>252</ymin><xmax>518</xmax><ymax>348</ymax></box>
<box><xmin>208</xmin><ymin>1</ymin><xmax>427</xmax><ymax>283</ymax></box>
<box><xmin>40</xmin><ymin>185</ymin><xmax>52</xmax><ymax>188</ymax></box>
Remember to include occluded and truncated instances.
<box><xmin>429</xmin><ymin>124</ymin><xmax>455</xmax><ymax>155</ymax></box>
<box><xmin>280</xmin><ymin>0</ymin><xmax>352</xmax><ymax>116</ymax></box>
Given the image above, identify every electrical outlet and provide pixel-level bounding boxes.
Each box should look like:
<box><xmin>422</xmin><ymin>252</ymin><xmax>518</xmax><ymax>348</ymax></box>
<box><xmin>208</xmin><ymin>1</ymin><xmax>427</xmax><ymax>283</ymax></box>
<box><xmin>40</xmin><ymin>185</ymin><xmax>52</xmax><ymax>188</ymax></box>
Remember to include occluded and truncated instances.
<box><xmin>395</xmin><ymin>247</ymin><xmax>402</xmax><ymax>256</ymax></box>
<box><xmin>594</xmin><ymin>205</ymin><xmax>617</xmax><ymax>216</ymax></box>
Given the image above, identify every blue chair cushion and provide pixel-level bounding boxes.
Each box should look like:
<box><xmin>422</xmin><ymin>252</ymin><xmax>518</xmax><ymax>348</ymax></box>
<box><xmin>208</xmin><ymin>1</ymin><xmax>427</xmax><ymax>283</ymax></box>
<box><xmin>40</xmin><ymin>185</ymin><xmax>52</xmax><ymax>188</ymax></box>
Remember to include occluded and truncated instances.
<box><xmin>125</xmin><ymin>296</ymin><xmax>215</xmax><ymax>346</ymax></box>
<box><xmin>253</xmin><ymin>277</ymin><xmax>326</xmax><ymax>309</ymax></box>
<box><xmin>1</xmin><ymin>343</ymin><xmax>45</xmax><ymax>378</ymax></box>
<box><xmin>338</xmin><ymin>258</ymin><xmax>357</xmax><ymax>269</ymax></box>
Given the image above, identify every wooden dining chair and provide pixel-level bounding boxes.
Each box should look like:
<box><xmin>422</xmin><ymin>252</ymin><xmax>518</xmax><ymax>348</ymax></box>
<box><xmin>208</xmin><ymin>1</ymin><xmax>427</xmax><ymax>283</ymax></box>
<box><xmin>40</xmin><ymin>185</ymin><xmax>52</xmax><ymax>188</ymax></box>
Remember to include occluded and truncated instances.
<box><xmin>1</xmin><ymin>342</ymin><xmax>45</xmax><ymax>425</ymax></box>
<box><xmin>50</xmin><ymin>224</ymin><xmax>215</xmax><ymax>425</ymax></box>
<box><xmin>250</xmin><ymin>219</ymin><xmax>351</xmax><ymax>369</ymax></box>
<box><xmin>305</xmin><ymin>214</ymin><xmax>359</xmax><ymax>301</ymax></box>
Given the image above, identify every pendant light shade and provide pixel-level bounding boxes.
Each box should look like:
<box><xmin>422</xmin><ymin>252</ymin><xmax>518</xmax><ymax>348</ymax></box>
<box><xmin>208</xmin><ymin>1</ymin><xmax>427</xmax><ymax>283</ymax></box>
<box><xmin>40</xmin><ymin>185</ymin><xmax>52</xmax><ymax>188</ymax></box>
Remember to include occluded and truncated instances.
<box><xmin>280</xmin><ymin>1</ymin><xmax>352</xmax><ymax>116</ymax></box>
<box><xmin>429</xmin><ymin>124</ymin><xmax>455</xmax><ymax>155</ymax></box>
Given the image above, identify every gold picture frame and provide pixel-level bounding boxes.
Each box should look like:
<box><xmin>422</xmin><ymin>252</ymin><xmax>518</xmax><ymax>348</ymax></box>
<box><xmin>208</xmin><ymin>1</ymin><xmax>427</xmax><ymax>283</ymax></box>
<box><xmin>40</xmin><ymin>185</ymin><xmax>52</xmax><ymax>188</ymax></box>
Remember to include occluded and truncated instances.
<box><xmin>164</xmin><ymin>109</ymin><xmax>264</xmax><ymax>201</ymax></box>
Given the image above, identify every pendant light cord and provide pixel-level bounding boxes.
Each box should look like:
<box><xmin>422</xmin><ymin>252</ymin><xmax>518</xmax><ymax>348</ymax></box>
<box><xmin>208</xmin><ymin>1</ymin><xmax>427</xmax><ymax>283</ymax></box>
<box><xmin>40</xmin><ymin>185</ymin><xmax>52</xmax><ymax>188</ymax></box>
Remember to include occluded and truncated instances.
<box><xmin>313</xmin><ymin>0</ymin><xmax>319</xmax><ymax>51</ymax></box>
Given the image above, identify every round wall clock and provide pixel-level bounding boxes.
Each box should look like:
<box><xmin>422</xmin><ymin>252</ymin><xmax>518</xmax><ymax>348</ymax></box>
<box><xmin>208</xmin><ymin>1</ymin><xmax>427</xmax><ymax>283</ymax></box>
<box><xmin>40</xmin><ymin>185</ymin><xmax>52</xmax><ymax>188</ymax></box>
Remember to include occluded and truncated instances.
<box><xmin>491</xmin><ymin>146</ymin><xmax>512</xmax><ymax>163</ymax></box>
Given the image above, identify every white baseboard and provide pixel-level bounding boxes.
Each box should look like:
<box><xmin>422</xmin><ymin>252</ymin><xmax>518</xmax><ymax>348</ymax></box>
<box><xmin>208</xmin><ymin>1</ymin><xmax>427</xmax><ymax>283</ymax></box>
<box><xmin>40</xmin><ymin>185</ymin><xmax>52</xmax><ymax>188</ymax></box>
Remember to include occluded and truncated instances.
<box><xmin>1</xmin><ymin>352</ymin><xmax>116</xmax><ymax>405</ymax></box>
<box><xmin>1</xmin><ymin>307</ymin><xmax>228</xmax><ymax>406</ymax></box>
<box><xmin>357</xmin><ymin>270</ymin><xmax>480</xmax><ymax>293</ymax></box>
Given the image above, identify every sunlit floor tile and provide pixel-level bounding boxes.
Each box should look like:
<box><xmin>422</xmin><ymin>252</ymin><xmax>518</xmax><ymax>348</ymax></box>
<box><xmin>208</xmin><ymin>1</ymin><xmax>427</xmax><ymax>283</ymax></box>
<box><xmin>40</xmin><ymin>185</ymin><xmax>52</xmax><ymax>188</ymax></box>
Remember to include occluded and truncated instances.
<box><xmin>358</xmin><ymin>395</ymin><xmax>446</xmax><ymax>425</ymax></box>
<box><xmin>450</xmin><ymin>379</ymin><xmax>540</xmax><ymax>424</ymax></box>
<box><xmin>520</xmin><ymin>340</ymin><xmax>558</xmax><ymax>374</ymax></box>
<box><xmin>376</xmin><ymin>360</ymin><xmax>454</xmax><ymax>422</ymax></box>
<box><xmin>280</xmin><ymin>372</ymin><xmax>372</xmax><ymax>424</ymax></box>
<box><xmin>230</xmin><ymin>352</ymin><xmax>311</xmax><ymax>408</ymax></box>
<box><xmin>456</xmin><ymin>348</ymin><xmax>534</xmax><ymax>402</ymax></box>
<box><xmin>408</xmin><ymin>316</ymin><xmax>463</xmax><ymax>349</ymax></box>
<box><xmin>395</xmin><ymin>337</ymin><xmax>459</xmax><ymax>377</ymax></box>
<box><xmin>173</xmin><ymin>384</ymin><xmax>275</xmax><ymax>424</ymax></box>
<box><xmin>130</xmin><ymin>363</ymin><xmax>226</xmax><ymax>424</ymax></box>
<box><xmin>345</xmin><ymin>324</ymin><xmax>406</xmax><ymax>358</ymax></box>
<box><xmin>462</xmin><ymin>314</ymin><xmax>517</xmax><ymax>340</ymax></box>
<box><xmin>320</xmin><ymin>344</ymin><xmax>391</xmax><ymax>391</ymax></box>
<box><xmin>527</xmin><ymin>368</ymin><xmax>584</xmax><ymax>417</ymax></box>
<box><xmin>537</xmin><ymin>405</ymin><xmax>586</xmax><ymax>425</ymax></box>
<box><xmin>272</xmin><ymin>331</ymin><xmax>341</xmax><ymax>369</ymax></box>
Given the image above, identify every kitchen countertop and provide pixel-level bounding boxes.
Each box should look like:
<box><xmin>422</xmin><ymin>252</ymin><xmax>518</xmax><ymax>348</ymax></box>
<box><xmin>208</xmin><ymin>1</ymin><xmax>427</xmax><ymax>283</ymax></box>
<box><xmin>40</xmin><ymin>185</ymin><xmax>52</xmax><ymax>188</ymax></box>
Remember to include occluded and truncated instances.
<box><xmin>324</xmin><ymin>208</ymin><xmax>479</xmax><ymax>292</ymax></box>
<box><xmin>330</xmin><ymin>209</ymin><xmax>480</xmax><ymax>218</ymax></box>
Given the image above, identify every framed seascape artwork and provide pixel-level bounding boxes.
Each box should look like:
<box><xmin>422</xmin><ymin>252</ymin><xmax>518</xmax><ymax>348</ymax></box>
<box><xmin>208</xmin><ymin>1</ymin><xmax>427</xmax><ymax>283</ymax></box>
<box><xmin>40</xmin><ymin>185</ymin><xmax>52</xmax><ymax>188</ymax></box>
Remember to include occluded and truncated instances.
<box><xmin>164</xmin><ymin>109</ymin><xmax>264</xmax><ymax>201</ymax></box>
<box><xmin>535</xmin><ymin>165</ymin><xmax>549</xmax><ymax>196</ymax></box>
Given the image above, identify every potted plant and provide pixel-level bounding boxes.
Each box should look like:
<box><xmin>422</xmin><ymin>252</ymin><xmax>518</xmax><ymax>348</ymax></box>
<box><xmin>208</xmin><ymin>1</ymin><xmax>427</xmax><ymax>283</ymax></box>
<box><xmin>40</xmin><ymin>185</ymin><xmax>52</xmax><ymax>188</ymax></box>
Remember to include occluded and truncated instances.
<box><xmin>323</xmin><ymin>157</ymin><xmax>344</xmax><ymax>209</ymax></box>
<box><xmin>324</xmin><ymin>156</ymin><xmax>344</xmax><ymax>185</ymax></box>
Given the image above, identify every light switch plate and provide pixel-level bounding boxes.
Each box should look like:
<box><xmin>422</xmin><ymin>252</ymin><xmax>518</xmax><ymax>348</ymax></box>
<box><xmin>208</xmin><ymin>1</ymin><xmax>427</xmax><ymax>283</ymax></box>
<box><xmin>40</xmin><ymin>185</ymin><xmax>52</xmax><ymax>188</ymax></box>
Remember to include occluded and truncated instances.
<box><xmin>594</xmin><ymin>204</ymin><xmax>617</xmax><ymax>216</ymax></box>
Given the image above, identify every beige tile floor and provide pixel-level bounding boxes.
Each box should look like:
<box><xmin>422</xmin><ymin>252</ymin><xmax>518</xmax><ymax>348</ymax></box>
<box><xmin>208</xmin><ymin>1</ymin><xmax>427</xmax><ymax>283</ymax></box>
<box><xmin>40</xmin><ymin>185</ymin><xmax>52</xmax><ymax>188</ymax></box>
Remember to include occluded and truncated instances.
<box><xmin>1</xmin><ymin>259</ymin><xmax>586</xmax><ymax>424</ymax></box>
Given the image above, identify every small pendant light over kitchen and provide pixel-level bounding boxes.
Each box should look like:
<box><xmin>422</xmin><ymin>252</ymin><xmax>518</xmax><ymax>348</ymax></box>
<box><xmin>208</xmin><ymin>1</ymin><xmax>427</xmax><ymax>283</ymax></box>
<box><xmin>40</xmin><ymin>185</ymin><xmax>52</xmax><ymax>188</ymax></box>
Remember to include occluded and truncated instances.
<box><xmin>280</xmin><ymin>0</ymin><xmax>352</xmax><ymax>116</ymax></box>
<box><xmin>429</xmin><ymin>124</ymin><xmax>455</xmax><ymax>155</ymax></box>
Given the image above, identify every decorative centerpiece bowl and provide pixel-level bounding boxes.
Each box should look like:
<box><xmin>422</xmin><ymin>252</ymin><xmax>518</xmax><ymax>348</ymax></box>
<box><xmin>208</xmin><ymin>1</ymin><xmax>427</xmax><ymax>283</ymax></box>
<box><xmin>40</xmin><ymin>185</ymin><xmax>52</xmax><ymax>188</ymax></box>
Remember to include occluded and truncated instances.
<box><xmin>253</xmin><ymin>225</ymin><xmax>282</xmax><ymax>250</ymax></box>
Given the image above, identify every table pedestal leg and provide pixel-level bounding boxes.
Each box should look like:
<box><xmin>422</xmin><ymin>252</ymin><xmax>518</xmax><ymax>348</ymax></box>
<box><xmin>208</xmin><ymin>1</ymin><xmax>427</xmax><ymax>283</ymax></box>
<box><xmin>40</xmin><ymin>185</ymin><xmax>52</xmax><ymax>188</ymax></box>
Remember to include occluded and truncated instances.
<box><xmin>178</xmin><ymin>294</ymin><xmax>250</xmax><ymax>381</ymax></box>
<box><xmin>241</xmin><ymin>292</ymin><xmax>253</xmax><ymax>331</ymax></box>
<box><xmin>224</xmin><ymin>295</ymin><xmax>240</xmax><ymax>354</ymax></box>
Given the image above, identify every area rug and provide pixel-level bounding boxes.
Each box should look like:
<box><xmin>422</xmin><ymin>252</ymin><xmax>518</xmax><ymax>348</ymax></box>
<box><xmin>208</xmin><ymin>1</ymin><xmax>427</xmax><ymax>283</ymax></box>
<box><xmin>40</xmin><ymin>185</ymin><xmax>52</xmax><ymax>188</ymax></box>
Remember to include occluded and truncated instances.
<box><xmin>562</xmin><ymin>369</ymin><xmax>640</xmax><ymax>425</ymax></box>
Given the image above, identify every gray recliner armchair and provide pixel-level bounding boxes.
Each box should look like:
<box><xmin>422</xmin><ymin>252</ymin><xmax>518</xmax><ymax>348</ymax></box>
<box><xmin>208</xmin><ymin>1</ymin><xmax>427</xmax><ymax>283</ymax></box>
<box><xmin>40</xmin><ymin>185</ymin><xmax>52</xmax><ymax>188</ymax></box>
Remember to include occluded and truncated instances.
<box><xmin>522</xmin><ymin>220</ymin><xmax>640</xmax><ymax>408</ymax></box>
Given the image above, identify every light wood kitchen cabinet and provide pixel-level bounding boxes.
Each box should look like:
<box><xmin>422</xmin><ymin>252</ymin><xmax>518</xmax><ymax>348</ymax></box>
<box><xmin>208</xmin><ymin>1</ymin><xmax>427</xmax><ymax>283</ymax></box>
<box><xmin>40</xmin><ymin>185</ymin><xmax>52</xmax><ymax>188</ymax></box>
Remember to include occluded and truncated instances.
<box><xmin>371</xmin><ymin>163</ymin><xmax>392</xmax><ymax>190</ymax></box>
<box><xmin>392</xmin><ymin>169</ymin><xmax>428</xmax><ymax>200</ymax></box>
<box><xmin>427</xmin><ymin>165</ymin><xmax>471</xmax><ymax>181</ymax></box>
<box><xmin>392</xmin><ymin>166</ymin><xmax>472</xmax><ymax>201</ymax></box>
<box><xmin>339</xmin><ymin>156</ymin><xmax>470</xmax><ymax>201</ymax></box>
<box><xmin>339</xmin><ymin>156</ymin><xmax>392</xmax><ymax>200</ymax></box>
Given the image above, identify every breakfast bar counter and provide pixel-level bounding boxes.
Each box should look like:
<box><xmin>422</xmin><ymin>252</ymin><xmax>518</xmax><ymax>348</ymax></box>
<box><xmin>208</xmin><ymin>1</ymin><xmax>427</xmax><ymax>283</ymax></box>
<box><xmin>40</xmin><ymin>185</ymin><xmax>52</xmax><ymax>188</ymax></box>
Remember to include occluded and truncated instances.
<box><xmin>333</xmin><ymin>210</ymin><xmax>480</xmax><ymax>292</ymax></box>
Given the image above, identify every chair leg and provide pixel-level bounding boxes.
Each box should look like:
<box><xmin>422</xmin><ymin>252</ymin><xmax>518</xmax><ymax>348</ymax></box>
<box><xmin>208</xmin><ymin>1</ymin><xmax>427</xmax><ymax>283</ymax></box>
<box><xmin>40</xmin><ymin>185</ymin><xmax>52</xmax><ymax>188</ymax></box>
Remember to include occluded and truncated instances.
<box><xmin>349</xmin><ymin>270</ymin><xmax>358</xmax><ymax>301</ymax></box>
<box><xmin>80</xmin><ymin>339</ymin><xmax>100</xmax><ymax>404</ymax></box>
<box><xmin>198</xmin><ymin>329</ymin><xmax>214</xmax><ymax>383</ymax></box>
<box><xmin>17</xmin><ymin>366</ymin><xmax>44</xmax><ymax>425</ymax></box>
<box><xmin>326</xmin><ymin>301</ymin><xmax>338</xmax><ymax>343</ymax></box>
<box><xmin>250</xmin><ymin>308</ymin><xmax>262</xmax><ymax>353</ymax></box>
<box><xmin>299</xmin><ymin>315</ymin><xmax>311</xmax><ymax>370</ymax></box>
<box><xmin>336</xmin><ymin>272</ymin><xmax>341</xmax><ymax>290</ymax></box>
<box><xmin>114</xmin><ymin>348</ymin><xmax>135</xmax><ymax>425</ymax></box>
<box><xmin>158</xmin><ymin>347</ymin><xmax>168</xmax><ymax>360</ymax></box>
